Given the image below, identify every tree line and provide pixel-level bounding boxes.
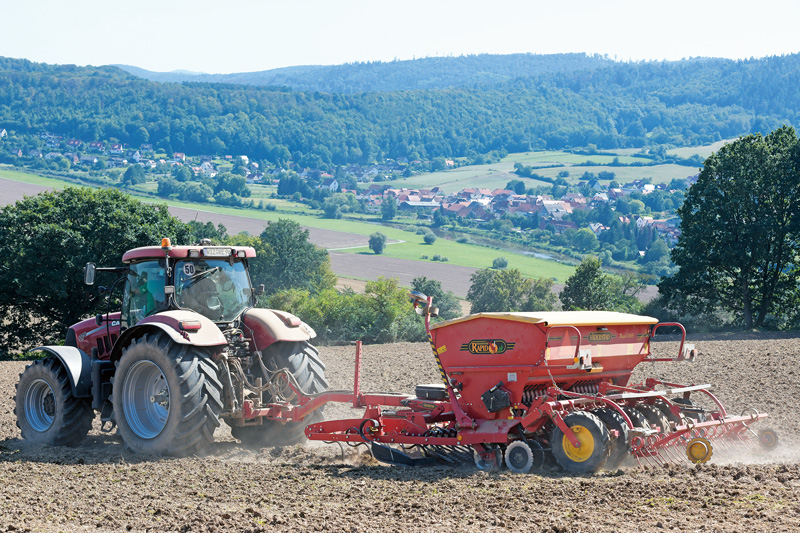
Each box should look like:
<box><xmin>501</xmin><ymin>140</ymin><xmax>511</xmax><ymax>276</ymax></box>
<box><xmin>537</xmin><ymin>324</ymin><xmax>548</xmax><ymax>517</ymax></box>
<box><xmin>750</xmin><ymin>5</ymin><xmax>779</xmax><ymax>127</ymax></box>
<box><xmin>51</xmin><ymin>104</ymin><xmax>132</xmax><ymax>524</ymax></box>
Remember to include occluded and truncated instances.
<box><xmin>2</xmin><ymin>53</ymin><xmax>800</xmax><ymax>170</ymax></box>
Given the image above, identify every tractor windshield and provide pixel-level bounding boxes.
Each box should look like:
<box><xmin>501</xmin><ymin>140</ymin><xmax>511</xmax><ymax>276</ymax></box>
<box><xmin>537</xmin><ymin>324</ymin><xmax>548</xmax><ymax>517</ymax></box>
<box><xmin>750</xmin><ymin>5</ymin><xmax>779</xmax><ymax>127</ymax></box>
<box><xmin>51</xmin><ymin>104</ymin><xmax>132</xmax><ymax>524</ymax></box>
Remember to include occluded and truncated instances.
<box><xmin>174</xmin><ymin>259</ymin><xmax>253</xmax><ymax>322</ymax></box>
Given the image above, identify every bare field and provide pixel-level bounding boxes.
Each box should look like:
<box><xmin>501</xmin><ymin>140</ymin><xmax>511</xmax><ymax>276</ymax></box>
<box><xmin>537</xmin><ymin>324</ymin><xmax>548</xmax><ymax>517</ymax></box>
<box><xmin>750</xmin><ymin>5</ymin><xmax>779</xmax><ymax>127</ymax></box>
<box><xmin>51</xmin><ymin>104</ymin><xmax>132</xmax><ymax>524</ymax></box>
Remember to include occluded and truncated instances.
<box><xmin>1</xmin><ymin>333</ymin><xmax>799</xmax><ymax>532</ymax></box>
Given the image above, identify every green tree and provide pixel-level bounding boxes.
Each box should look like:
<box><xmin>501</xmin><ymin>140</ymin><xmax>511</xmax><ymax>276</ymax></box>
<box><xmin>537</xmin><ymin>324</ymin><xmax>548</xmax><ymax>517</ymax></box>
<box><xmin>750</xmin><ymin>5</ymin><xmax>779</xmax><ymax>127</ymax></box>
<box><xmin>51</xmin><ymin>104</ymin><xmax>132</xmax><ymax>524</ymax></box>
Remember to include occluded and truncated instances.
<box><xmin>0</xmin><ymin>188</ymin><xmax>190</xmax><ymax>353</ymax></box>
<box><xmin>256</xmin><ymin>219</ymin><xmax>334</xmax><ymax>296</ymax></box>
<box><xmin>423</xmin><ymin>232</ymin><xmax>437</xmax><ymax>245</ymax></box>
<box><xmin>506</xmin><ymin>179</ymin><xmax>526</xmax><ymax>195</ymax></box>
<box><xmin>572</xmin><ymin>227</ymin><xmax>599</xmax><ymax>252</ymax></box>
<box><xmin>381</xmin><ymin>196</ymin><xmax>397</xmax><ymax>221</ymax></box>
<box><xmin>122</xmin><ymin>165</ymin><xmax>146</xmax><ymax>185</ymax></box>
<box><xmin>660</xmin><ymin>127</ymin><xmax>800</xmax><ymax>328</ymax></box>
<box><xmin>492</xmin><ymin>257</ymin><xmax>508</xmax><ymax>269</ymax></box>
<box><xmin>467</xmin><ymin>268</ymin><xmax>556</xmax><ymax>313</ymax></box>
<box><xmin>560</xmin><ymin>257</ymin><xmax>614</xmax><ymax>310</ymax></box>
<box><xmin>411</xmin><ymin>276</ymin><xmax>462</xmax><ymax>320</ymax></box>
<box><xmin>369</xmin><ymin>232</ymin><xmax>387</xmax><ymax>254</ymax></box>
<box><xmin>173</xmin><ymin>166</ymin><xmax>193</xmax><ymax>182</ymax></box>
<box><xmin>187</xmin><ymin>221</ymin><xmax>227</xmax><ymax>242</ymax></box>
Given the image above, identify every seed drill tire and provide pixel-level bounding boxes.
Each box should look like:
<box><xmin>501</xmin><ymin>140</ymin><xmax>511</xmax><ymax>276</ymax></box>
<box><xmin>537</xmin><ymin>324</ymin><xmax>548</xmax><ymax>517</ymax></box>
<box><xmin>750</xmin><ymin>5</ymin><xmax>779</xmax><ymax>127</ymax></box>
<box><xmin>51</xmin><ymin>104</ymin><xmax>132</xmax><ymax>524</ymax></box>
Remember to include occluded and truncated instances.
<box><xmin>592</xmin><ymin>407</ymin><xmax>630</xmax><ymax>469</ymax></box>
<box><xmin>15</xmin><ymin>358</ymin><xmax>94</xmax><ymax>446</ymax></box>
<box><xmin>551</xmin><ymin>411</ymin><xmax>611</xmax><ymax>474</ymax></box>
<box><xmin>633</xmin><ymin>403</ymin><xmax>672</xmax><ymax>434</ymax></box>
<box><xmin>113</xmin><ymin>333</ymin><xmax>223</xmax><ymax>456</ymax></box>
<box><xmin>230</xmin><ymin>340</ymin><xmax>328</xmax><ymax>446</ymax></box>
<box><xmin>622</xmin><ymin>406</ymin><xmax>652</xmax><ymax>431</ymax></box>
<box><xmin>654</xmin><ymin>399</ymin><xmax>686</xmax><ymax>427</ymax></box>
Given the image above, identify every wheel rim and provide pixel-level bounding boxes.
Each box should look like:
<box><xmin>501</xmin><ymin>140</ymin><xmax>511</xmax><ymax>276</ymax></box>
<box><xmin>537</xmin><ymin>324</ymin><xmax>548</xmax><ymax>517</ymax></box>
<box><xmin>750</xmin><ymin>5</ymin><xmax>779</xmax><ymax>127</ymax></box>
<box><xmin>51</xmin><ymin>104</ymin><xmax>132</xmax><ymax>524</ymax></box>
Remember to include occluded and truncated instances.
<box><xmin>562</xmin><ymin>425</ymin><xmax>595</xmax><ymax>462</ymax></box>
<box><xmin>686</xmin><ymin>437</ymin><xmax>713</xmax><ymax>463</ymax></box>
<box><xmin>122</xmin><ymin>360</ymin><xmax>171</xmax><ymax>439</ymax></box>
<box><xmin>505</xmin><ymin>441</ymin><xmax>534</xmax><ymax>473</ymax></box>
<box><xmin>25</xmin><ymin>379</ymin><xmax>56</xmax><ymax>432</ymax></box>
<box><xmin>759</xmin><ymin>430</ymin><xmax>778</xmax><ymax>449</ymax></box>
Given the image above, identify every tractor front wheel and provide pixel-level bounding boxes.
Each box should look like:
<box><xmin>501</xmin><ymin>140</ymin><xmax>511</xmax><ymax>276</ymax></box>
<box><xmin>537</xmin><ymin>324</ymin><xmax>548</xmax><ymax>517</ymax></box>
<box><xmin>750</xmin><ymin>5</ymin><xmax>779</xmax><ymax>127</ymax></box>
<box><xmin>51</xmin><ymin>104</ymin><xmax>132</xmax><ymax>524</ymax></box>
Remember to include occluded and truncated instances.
<box><xmin>15</xmin><ymin>358</ymin><xmax>94</xmax><ymax>446</ymax></box>
<box><xmin>113</xmin><ymin>333</ymin><xmax>223</xmax><ymax>456</ymax></box>
<box><xmin>552</xmin><ymin>411</ymin><xmax>610</xmax><ymax>474</ymax></box>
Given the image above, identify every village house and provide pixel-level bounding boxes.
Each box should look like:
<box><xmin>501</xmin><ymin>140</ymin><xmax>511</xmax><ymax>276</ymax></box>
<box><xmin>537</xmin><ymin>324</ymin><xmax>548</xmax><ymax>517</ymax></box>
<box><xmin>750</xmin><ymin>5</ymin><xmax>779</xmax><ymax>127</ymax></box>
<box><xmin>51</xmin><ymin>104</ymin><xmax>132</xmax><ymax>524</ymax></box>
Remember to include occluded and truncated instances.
<box><xmin>319</xmin><ymin>177</ymin><xmax>339</xmax><ymax>192</ymax></box>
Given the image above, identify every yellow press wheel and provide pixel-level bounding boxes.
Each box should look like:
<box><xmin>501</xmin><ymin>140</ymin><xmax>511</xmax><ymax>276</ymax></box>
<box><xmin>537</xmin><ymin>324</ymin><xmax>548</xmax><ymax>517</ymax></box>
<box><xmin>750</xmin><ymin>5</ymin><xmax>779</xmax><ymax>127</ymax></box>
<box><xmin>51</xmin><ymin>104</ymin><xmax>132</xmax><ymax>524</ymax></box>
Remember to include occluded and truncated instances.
<box><xmin>551</xmin><ymin>411</ymin><xmax>610</xmax><ymax>474</ymax></box>
<box><xmin>685</xmin><ymin>437</ymin><xmax>713</xmax><ymax>464</ymax></box>
<box><xmin>758</xmin><ymin>428</ymin><xmax>779</xmax><ymax>450</ymax></box>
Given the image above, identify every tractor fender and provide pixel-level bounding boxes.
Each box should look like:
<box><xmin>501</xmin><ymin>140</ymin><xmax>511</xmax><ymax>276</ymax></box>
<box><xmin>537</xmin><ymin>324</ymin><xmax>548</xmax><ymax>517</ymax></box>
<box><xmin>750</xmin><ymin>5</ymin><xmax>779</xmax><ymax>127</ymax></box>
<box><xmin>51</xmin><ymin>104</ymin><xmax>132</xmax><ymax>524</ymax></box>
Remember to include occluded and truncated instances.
<box><xmin>242</xmin><ymin>308</ymin><xmax>316</xmax><ymax>350</ymax></box>
<box><xmin>109</xmin><ymin>310</ymin><xmax>227</xmax><ymax>362</ymax></box>
<box><xmin>31</xmin><ymin>346</ymin><xmax>93</xmax><ymax>398</ymax></box>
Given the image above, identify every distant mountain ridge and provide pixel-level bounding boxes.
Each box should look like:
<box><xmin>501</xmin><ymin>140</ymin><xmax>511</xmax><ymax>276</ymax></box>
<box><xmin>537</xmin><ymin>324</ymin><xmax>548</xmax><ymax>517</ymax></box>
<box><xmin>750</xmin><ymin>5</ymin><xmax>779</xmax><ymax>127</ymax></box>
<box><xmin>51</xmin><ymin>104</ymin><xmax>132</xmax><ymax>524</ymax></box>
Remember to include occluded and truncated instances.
<box><xmin>115</xmin><ymin>53</ymin><xmax>614</xmax><ymax>93</ymax></box>
<box><xmin>1</xmin><ymin>53</ymin><xmax>800</xmax><ymax>167</ymax></box>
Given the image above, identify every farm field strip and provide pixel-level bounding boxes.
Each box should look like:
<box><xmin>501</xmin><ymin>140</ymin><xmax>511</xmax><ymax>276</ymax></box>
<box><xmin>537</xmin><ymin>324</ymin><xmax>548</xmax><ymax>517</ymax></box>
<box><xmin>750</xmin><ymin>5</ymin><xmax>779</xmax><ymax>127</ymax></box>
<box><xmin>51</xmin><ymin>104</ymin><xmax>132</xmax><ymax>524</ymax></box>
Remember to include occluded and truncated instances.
<box><xmin>0</xmin><ymin>172</ymin><xmax>574</xmax><ymax>282</ymax></box>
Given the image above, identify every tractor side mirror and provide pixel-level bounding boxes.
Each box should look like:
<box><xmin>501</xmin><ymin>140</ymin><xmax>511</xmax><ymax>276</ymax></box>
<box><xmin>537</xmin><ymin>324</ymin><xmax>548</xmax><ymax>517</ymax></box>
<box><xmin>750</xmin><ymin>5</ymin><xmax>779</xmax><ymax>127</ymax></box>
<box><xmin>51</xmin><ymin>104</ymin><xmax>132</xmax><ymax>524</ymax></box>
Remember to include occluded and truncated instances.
<box><xmin>255</xmin><ymin>284</ymin><xmax>265</xmax><ymax>296</ymax></box>
<box><xmin>84</xmin><ymin>263</ymin><xmax>96</xmax><ymax>286</ymax></box>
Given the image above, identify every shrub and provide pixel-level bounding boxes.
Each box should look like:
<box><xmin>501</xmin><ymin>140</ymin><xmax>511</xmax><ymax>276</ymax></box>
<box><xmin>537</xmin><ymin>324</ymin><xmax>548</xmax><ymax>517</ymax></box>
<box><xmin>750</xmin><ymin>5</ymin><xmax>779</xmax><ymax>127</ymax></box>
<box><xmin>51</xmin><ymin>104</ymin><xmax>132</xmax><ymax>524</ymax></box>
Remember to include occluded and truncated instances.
<box><xmin>492</xmin><ymin>257</ymin><xmax>509</xmax><ymax>269</ymax></box>
<box><xmin>423</xmin><ymin>233</ymin><xmax>437</xmax><ymax>245</ymax></box>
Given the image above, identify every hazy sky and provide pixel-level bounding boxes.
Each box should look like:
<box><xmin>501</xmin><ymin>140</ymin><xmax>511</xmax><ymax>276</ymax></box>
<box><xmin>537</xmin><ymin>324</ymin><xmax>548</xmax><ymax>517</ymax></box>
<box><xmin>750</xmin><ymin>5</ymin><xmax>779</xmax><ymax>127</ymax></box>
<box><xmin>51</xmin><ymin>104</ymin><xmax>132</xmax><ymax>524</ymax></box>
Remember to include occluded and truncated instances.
<box><xmin>2</xmin><ymin>0</ymin><xmax>799</xmax><ymax>73</ymax></box>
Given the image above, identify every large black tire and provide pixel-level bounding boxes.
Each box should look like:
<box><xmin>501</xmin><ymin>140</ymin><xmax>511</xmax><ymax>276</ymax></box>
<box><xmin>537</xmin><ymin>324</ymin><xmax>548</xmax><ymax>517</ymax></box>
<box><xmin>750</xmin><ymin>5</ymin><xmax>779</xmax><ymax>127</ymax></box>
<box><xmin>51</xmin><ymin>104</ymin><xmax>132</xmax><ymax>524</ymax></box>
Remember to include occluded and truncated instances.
<box><xmin>655</xmin><ymin>399</ymin><xmax>686</xmax><ymax>428</ymax></box>
<box><xmin>551</xmin><ymin>411</ymin><xmax>610</xmax><ymax>474</ymax></box>
<box><xmin>633</xmin><ymin>403</ymin><xmax>671</xmax><ymax>434</ymax></box>
<box><xmin>113</xmin><ymin>333</ymin><xmax>223</xmax><ymax>456</ymax></box>
<box><xmin>15</xmin><ymin>358</ymin><xmax>94</xmax><ymax>446</ymax></box>
<box><xmin>592</xmin><ymin>407</ymin><xmax>630</xmax><ymax>469</ymax></box>
<box><xmin>230</xmin><ymin>340</ymin><xmax>328</xmax><ymax>446</ymax></box>
<box><xmin>622</xmin><ymin>406</ymin><xmax>651</xmax><ymax>431</ymax></box>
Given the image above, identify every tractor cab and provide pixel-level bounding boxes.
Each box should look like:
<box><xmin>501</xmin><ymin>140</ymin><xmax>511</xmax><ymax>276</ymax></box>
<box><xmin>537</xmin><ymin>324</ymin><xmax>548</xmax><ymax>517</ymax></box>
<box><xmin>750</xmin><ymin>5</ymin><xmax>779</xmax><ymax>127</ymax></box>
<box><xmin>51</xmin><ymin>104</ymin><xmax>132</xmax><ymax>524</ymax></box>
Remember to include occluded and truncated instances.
<box><xmin>119</xmin><ymin>238</ymin><xmax>258</xmax><ymax>327</ymax></box>
<box><xmin>85</xmin><ymin>238</ymin><xmax>260</xmax><ymax>330</ymax></box>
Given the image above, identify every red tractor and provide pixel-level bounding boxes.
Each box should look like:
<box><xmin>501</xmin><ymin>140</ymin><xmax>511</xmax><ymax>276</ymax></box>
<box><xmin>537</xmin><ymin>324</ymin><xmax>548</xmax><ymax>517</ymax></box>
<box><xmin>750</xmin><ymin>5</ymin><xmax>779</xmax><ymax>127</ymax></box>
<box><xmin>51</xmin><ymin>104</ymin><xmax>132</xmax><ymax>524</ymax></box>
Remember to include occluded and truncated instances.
<box><xmin>14</xmin><ymin>238</ymin><xmax>328</xmax><ymax>456</ymax></box>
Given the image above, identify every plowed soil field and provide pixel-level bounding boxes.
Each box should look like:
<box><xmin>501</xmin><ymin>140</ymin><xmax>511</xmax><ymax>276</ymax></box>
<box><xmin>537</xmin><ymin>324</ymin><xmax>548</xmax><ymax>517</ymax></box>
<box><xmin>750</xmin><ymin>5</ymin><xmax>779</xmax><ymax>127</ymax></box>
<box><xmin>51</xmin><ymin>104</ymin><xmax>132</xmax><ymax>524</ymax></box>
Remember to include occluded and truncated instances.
<box><xmin>1</xmin><ymin>333</ymin><xmax>799</xmax><ymax>532</ymax></box>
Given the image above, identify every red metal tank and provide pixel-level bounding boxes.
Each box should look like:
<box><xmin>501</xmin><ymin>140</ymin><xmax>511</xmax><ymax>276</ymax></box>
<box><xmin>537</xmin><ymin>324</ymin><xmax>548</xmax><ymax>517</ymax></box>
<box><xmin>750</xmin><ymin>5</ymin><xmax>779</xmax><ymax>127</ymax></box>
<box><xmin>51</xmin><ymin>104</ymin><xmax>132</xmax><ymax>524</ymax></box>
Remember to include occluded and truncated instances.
<box><xmin>429</xmin><ymin>311</ymin><xmax>658</xmax><ymax>420</ymax></box>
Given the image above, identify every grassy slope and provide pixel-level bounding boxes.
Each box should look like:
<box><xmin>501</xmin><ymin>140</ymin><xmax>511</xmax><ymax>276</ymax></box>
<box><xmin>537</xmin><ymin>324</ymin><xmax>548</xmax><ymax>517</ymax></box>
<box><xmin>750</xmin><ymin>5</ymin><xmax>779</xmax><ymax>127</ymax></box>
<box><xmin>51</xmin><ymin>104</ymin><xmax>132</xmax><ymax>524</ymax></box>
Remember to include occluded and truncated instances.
<box><xmin>383</xmin><ymin>149</ymin><xmax>706</xmax><ymax>193</ymax></box>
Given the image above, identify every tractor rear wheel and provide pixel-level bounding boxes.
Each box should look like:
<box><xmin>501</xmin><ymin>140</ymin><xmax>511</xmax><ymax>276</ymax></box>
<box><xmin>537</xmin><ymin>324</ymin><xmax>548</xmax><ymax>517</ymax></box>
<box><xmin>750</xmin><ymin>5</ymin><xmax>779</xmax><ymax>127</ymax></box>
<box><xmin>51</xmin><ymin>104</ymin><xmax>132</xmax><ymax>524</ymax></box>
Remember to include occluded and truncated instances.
<box><xmin>15</xmin><ymin>358</ymin><xmax>94</xmax><ymax>446</ymax></box>
<box><xmin>230</xmin><ymin>341</ymin><xmax>328</xmax><ymax>446</ymax></box>
<box><xmin>113</xmin><ymin>333</ymin><xmax>223</xmax><ymax>456</ymax></box>
<box><xmin>593</xmin><ymin>407</ymin><xmax>630</xmax><ymax>469</ymax></box>
<box><xmin>551</xmin><ymin>411</ymin><xmax>610</xmax><ymax>474</ymax></box>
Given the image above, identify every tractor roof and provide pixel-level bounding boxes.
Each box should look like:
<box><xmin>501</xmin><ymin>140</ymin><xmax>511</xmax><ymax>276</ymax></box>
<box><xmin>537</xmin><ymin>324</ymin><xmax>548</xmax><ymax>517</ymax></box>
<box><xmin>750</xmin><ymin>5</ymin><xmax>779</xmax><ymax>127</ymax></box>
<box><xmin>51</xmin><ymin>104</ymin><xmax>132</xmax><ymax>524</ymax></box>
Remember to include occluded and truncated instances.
<box><xmin>430</xmin><ymin>310</ymin><xmax>658</xmax><ymax>330</ymax></box>
<box><xmin>123</xmin><ymin>244</ymin><xmax>256</xmax><ymax>263</ymax></box>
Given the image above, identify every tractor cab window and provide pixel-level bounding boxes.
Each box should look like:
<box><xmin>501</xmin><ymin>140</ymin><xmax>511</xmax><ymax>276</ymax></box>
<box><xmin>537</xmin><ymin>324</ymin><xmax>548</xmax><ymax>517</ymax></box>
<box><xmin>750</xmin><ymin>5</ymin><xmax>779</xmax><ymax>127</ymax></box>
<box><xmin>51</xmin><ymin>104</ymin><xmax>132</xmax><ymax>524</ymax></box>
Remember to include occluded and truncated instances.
<box><xmin>122</xmin><ymin>260</ymin><xmax>166</xmax><ymax>328</ymax></box>
<box><xmin>174</xmin><ymin>259</ymin><xmax>252</xmax><ymax>322</ymax></box>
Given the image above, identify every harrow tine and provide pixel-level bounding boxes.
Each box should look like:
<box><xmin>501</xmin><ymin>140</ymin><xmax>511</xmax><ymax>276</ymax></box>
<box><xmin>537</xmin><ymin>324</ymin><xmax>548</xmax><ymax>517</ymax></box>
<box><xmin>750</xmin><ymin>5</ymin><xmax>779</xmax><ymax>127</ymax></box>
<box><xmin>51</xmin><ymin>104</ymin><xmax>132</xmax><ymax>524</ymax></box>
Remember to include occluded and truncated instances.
<box><xmin>660</xmin><ymin>444</ymin><xmax>683</xmax><ymax>465</ymax></box>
